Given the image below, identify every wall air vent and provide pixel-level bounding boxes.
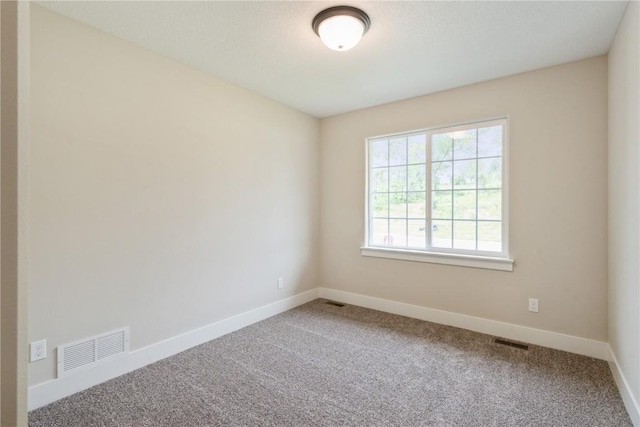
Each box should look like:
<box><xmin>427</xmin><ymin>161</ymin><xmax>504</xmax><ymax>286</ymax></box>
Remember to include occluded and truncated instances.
<box><xmin>57</xmin><ymin>327</ymin><xmax>129</xmax><ymax>378</ymax></box>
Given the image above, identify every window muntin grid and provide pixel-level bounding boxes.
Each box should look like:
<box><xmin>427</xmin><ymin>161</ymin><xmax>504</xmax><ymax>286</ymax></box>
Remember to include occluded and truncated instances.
<box><xmin>367</xmin><ymin>119</ymin><xmax>507</xmax><ymax>258</ymax></box>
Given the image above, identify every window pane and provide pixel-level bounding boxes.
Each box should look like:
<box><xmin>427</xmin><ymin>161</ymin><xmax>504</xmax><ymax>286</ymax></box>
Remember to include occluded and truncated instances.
<box><xmin>454</xmin><ymin>221</ymin><xmax>476</xmax><ymax>250</ymax></box>
<box><xmin>478</xmin><ymin>190</ymin><xmax>501</xmax><ymax>220</ymax></box>
<box><xmin>389</xmin><ymin>137</ymin><xmax>407</xmax><ymax>166</ymax></box>
<box><xmin>408</xmin><ymin>164</ymin><xmax>426</xmax><ymax>191</ymax></box>
<box><xmin>408</xmin><ymin>220</ymin><xmax>426</xmax><ymax>249</ymax></box>
<box><xmin>371</xmin><ymin>168</ymin><xmax>388</xmax><ymax>192</ymax></box>
<box><xmin>478</xmin><ymin>221</ymin><xmax>502</xmax><ymax>252</ymax></box>
<box><xmin>453</xmin><ymin>190</ymin><xmax>476</xmax><ymax>220</ymax></box>
<box><xmin>367</xmin><ymin>119</ymin><xmax>505</xmax><ymax>256</ymax></box>
<box><xmin>371</xmin><ymin>219</ymin><xmax>389</xmax><ymax>246</ymax></box>
<box><xmin>432</xmin><ymin>134</ymin><xmax>453</xmax><ymax>161</ymax></box>
<box><xmin>431</xmin><ymin>220</ymin><xmax>452</xmax><ymax>248</ymax></box>
<box><xmin>478</xmin><ymin>126</ymin><xmax>502</xmax><ymax>158</ymax></box>
<box><xmin>408</xmin><ymin>135</ymin><xmax>426</xmax><ymax>164</ymax></box>
<box><xmin>432</xmin><ymin>161</ymin><xmax>452</xmax><ymax>190</ymax></box>
<box><xmin>407</xmin><ymin>192</ymin><xmax>426</xmax><ymax>218</ymax></box>
<box><xmin>432</xmin><ymin>191</ymin><xmax>452</xmax><ymax>219</ymax></box>
<box><xmin>478</xmin><ymin>158</ymin><xmax>501</xmax><ymax>189</ymax></box>
<box><xmin>389</xmin><ymin>192</ymin><xmax>407</xmax><ymax>218</ymax></box>
<box><xmin>372</xmin><ymin>193</ymin><xmax>388</xmax><ymax>218</ymax></box>
<box><xmin>453</xmin><ymin>129</ymin><xmax>477</xmax><ymax>160</ymax></box>
<box><xmin>370</xmin><ymin>139</ymin><xmax>388</xmax><ymax>167</ymax></box>
<box><xmin>389</xmin><ymin>219</ymin><xmax>407</xmax><ymax>247</ymax></box>
<box><xmin>453</xmin><ymin>159</ymin><xmax>476</xmax><ymax>189</ymax></box>
<box><xmin>389</xmin><ymin>166</ymin><xmax>407</xmax><ymax>192</ymax></box>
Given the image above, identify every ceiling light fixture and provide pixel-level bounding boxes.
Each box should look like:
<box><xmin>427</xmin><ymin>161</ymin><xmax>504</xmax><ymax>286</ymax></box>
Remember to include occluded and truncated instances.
<box><xmin>312</xmin><ymin>6</ymin><xmax>371</xmax><ymax>52</ymax></box>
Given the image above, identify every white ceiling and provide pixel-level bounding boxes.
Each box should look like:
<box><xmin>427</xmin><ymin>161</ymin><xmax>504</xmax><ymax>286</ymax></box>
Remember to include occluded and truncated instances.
<box><xmin>37</xmin><ymin>1</ymin><xmax>628</xmax><ymax>118</ymax></box>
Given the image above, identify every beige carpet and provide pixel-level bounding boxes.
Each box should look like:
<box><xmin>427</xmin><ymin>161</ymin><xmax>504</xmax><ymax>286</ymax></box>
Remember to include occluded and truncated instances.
<box><xmin>29</xmin><ymin>299</ymin><xmax>632</xmax><ymax>426</ymax></box>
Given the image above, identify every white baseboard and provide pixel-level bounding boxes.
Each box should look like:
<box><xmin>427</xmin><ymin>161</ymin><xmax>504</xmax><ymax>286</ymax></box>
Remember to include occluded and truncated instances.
<box><xmin>28</xmin><ymin>288</ymin><xmax>319</xmax><ymax>411</ymax></box>
<box><xmin>319</xmin><ymin>287</ymin><xmax>609</xmax><ymax>360</ymax></box>
<box><xmin>609</xmin><ymin>346</ymin><xmax>640</xmax><ymax>426</ymax></box>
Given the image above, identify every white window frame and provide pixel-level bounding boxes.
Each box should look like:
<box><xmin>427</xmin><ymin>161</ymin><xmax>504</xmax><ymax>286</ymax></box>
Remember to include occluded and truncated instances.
<box><xmin>362</xmin><ymin>117</ymin><xmax>514</xmax><ymax>271</ymax></box>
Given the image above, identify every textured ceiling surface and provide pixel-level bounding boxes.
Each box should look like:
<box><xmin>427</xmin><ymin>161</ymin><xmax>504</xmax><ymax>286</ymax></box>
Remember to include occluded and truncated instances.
<box><xmin>37</xmin><ymin>1</ymin><xmax>628</xmax><ymax>118</ymax></box>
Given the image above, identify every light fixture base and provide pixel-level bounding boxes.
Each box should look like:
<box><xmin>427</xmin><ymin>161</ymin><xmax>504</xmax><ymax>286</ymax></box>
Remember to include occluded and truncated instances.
<box><xmin>312</xmin><ymin>6</ymin><xmax>371</xmax><ymax>36</ymax></box>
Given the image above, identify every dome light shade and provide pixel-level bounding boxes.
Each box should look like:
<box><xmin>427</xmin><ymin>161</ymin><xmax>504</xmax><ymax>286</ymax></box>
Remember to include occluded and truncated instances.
<box><xmin>317</xmin><ymin>15</ymin><xmax>364</xmax><ymax>51</ymax></box>
<box><xmin>312</xmin><ymin>6</ymin><xmax>371</xmax><ymax>52</ymax></box>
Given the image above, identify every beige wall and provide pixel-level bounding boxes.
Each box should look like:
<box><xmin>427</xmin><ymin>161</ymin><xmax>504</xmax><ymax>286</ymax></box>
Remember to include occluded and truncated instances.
<box><xmin>29</xmin><ymin>6</ymin><xmax>320</xmax><ymax>386</ymax></box>
<box><xmin>1</xmin><ymin>1</ymin><xmax>30</xmax><ymax>424</ymax></box>
<box><xmin>320</xmin><ymin>56</ymin><xmax>609</xmax><ymax>341</ymax></box>
<box><xmin>608</xmin><ymin>0</ymin><xmax>640</xmax><ymax>409</ymax></box>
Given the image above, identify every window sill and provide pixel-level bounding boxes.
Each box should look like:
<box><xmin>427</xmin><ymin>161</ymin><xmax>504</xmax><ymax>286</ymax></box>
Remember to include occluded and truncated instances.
<box><xmin>360</xmin><ymin>247</ymin><xmax>514</xmax><ymax>271</ymax></box>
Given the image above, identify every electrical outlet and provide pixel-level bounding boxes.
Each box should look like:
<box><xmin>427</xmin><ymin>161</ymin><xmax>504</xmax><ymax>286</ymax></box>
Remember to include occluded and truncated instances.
<box><xmin>30</xmin><ymin>339</ymin><xmax>47</xmax><ymax>362</ymax></box>
<box><xmin>277</xmin><ymin>277</ymin><xmax>284</xmax><ymax>289</ymax></box>
<box><xmin>528</xmin><ymin>298</ymin><xmax>539</xmax><ymax>313</ymax></box>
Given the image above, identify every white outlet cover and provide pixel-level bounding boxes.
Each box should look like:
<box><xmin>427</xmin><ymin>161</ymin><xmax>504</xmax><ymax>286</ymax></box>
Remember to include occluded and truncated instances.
<box><xmin>528</xmin><ymin>298</ymin><xmax>539</xmax><ymax>313</ymax></box>
<box><xmin>30</xmin><ymin>339</ymin><xmax>47</xmax><ymax>362</ymax></box>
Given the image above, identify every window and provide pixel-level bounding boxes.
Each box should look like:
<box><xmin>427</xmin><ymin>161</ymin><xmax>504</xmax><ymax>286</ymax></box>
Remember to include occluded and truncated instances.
<box><xmin>363</xmin><ymin>118</ymin><xmax>512</xmax><ymax>271</ymax></box>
